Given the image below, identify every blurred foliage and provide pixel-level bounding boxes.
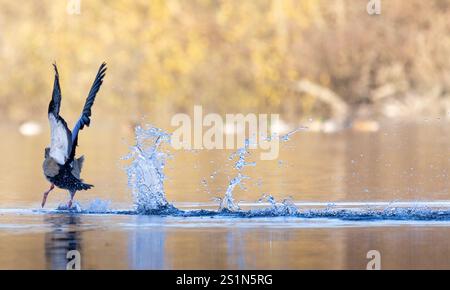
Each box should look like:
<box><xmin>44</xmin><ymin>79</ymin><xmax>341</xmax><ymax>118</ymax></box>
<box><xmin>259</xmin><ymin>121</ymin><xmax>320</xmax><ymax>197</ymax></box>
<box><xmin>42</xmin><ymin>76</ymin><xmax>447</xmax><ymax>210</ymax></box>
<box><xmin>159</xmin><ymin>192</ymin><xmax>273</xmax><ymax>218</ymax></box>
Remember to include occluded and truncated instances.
<box><xmin>0</xmin><ymin>0</ymin><xmax>449</xmax><ymax>124</ymax></box>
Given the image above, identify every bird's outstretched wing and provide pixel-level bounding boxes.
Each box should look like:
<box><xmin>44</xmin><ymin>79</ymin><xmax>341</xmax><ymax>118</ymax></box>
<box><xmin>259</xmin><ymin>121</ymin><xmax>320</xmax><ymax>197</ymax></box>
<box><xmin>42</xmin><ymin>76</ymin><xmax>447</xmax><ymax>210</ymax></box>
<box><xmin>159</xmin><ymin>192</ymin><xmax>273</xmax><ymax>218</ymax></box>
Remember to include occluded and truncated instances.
<box><xmin>48</xmin><ymin>63</ymin><xmax>72</xmax><ymax>165</ymax></box>
<box><xmin>69</xmin><ymin>62</ymin><xmax>107</xmax><ymax>161</ymax></box>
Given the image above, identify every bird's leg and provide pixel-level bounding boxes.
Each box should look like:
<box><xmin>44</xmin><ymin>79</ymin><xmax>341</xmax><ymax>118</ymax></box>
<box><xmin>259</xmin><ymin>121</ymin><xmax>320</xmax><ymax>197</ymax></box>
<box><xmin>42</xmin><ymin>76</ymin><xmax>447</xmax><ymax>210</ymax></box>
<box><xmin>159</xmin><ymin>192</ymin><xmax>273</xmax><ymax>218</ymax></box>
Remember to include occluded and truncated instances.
<box><xmin>67</xmin><ymin>190</ymin><xmax>76</xmax><ymax>208</ymax></box>
<box><xmin>41</xmin><ymin>184</ymin><xmax>55</xmax><ymax>208</ymax></box>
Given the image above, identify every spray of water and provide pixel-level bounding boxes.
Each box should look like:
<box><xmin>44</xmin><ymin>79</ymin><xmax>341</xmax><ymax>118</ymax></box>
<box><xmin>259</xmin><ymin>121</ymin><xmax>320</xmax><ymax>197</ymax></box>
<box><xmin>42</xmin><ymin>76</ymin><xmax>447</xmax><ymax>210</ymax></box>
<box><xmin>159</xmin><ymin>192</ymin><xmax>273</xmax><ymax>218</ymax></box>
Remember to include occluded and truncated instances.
<box><xmin>55</xmin><ymin>199</ymin><xmax>112</xmax><ymax>213</ymax></box>
<box><xmin>123</xmin><ymin>125</ymin><xmax>178</xmax><ymax>214</ymax></box>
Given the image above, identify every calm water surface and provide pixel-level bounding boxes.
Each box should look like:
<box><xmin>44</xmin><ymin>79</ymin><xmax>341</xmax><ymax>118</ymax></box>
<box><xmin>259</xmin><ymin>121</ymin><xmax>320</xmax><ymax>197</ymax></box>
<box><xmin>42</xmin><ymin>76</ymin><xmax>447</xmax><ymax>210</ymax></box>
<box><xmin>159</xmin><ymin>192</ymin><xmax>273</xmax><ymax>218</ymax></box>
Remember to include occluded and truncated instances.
<box><xmin>0</xmin><ymin>121</ymin><xmax>449</xmax><ymax>269</ymax></box>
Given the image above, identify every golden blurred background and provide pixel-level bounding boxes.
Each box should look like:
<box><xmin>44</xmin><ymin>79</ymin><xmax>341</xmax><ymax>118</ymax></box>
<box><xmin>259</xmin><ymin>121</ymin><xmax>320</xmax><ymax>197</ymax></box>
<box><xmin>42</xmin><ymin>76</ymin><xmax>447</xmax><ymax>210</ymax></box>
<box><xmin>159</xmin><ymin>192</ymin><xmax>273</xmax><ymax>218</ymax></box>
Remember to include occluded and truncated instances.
<box><xmin>0</xmin><ymin>0</ymin><xmax>449</xmax><ymax>130</ymax></box>
<box><xmin>1</xmin><ymin>2</ymin><xmax>450</xmax><ymax>271</ymax></box>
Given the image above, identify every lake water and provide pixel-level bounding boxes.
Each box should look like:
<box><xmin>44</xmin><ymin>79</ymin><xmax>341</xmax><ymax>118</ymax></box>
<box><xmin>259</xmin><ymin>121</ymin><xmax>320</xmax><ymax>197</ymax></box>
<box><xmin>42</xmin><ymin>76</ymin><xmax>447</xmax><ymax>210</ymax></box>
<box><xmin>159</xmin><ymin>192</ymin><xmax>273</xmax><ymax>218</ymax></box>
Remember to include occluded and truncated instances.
<box><xmin>0</xmin><ymin>121</ymin><xmax>449</xmax><ymax>269</ymax></box>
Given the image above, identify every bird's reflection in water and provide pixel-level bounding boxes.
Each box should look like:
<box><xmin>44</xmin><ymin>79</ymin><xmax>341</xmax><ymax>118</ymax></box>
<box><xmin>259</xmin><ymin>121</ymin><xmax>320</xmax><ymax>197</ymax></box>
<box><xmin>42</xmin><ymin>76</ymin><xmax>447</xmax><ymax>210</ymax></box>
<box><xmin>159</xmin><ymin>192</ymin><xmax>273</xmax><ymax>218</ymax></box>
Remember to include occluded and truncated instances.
<box><xmin>44</xmin><ymin>214</ymin><xmax>82</xmax><ymax>270</ymax></box>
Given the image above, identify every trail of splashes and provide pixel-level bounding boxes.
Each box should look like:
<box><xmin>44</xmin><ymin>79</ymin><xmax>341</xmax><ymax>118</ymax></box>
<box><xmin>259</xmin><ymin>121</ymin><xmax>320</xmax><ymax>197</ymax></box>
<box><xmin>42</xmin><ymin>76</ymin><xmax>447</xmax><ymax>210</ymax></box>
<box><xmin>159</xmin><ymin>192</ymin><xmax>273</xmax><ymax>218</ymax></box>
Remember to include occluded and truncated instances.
<box><xmin>123</xmin><ymin>124</ymin><xmax>305</xmax><ymax>215</ymax></box>
<box><xmin>37</xmin><ymin>204</ymin><xmax>450</xmax><ymax>221</ymax></box>
<box><xmin>123</xmin><ymin>125</ymin><xmax>179</xmax><ymax>214</ymax></box>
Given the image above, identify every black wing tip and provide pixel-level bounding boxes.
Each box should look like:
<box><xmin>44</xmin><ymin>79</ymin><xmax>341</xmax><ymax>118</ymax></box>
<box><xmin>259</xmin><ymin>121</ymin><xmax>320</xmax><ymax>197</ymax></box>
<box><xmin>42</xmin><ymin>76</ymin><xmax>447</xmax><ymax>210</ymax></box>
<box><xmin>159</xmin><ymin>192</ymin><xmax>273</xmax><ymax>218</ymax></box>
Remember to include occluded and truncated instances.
<box><xmin>98</xmin><ymin>63</ymin><xmax>107</xmax><ymax>77</ymax></box>
<box><xmin>52</xmin><ymin>62</ymin><xmax>59</xmax><ymax>75</ymax></box>
<box><xmin>49</xmin><ymin>62</ymin><xmax>62</xmax><ymax>116</ymax></box>
<box><xmin>99</xmin><ymin>61</ymin><xmax>107</xmax><ymax>71</ymax></box>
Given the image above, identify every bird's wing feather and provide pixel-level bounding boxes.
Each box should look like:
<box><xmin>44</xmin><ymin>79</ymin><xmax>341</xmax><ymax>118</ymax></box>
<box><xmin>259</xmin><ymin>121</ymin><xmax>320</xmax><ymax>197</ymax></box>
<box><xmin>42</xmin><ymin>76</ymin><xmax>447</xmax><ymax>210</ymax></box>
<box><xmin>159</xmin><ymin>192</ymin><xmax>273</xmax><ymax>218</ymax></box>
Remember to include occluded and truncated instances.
<box><xmin>71</xmin><ymin>62</ymin><xmax>107</xmax><ymax>142</ymax></box>
<box><xmin>69</xmin><ymin>62</ymin><xmax>107</xmax><ymax>161</ymax></box>
<box><xmin>48</xmin><ymin>63</ymin><xmax>72</xmax><ymax>165</ymax></box>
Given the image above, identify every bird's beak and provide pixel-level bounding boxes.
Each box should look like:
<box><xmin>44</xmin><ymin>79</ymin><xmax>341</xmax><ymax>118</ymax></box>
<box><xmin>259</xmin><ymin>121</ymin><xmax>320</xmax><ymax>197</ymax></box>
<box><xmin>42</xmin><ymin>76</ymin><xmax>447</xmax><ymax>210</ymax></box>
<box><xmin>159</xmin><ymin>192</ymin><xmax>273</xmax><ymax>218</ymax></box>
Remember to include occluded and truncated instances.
<box><xmin>41</xmin><ymin>192</ymin><xmax>49</xmax><ymax>208</ymax></box>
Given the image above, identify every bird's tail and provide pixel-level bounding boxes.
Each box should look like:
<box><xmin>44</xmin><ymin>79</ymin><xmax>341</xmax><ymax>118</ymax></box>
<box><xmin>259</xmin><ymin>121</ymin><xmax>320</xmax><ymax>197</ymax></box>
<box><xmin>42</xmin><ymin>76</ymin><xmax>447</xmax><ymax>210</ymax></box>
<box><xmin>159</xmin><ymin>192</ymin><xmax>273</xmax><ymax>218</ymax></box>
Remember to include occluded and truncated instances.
<box><xmin>65</xmin><ymin>167</ymin><xmax>94</xmax><ymax>191</ymax></box>
<box><xmin>75</xmin><ymin>181</ymin><xmax>94</xmax><ymax>191</ymax></box>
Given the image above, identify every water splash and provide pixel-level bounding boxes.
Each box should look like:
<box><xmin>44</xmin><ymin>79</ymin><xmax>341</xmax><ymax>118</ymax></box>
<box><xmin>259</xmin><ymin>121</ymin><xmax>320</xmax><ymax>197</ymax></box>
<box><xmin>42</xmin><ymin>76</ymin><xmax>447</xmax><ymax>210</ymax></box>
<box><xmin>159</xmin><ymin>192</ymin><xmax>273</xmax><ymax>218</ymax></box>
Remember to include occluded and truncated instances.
<box><xmin>55</xmin><ymin>199</ymin><xmax>112</xmax><ymax>213</ymax></box>
<box><xmin>219</xmin><ymin>139</ymin><xmax>256</xmax><ymax>211</ymax></box>
<box><xmin>56</xmin><ymin>202</ymin><xmax>82</xmax><ymax>212</ymax></box>
<box><xmin>123</xmin><ymin>125</ymin><xmax>178</xmax><ymax>215</ymax></box>
<box><xmin>251</xmin><ymin>194</ymin><xmax>299</xmax><ymax>217</ymax></box>
<box><xmin>85</xmin><ymin>199</ymin><xmax>112</xmax><ymax>213</ymax></box>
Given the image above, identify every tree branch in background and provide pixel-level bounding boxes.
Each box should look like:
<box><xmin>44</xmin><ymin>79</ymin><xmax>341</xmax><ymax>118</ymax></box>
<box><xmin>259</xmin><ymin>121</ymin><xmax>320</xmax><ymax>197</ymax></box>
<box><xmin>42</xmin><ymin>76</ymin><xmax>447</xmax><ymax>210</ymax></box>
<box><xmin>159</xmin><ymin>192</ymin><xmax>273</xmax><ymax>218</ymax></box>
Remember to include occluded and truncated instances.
<box><xmin>294</xmin><ymin>79</ymin><xmax>349</xmax><ymax>121</ymax></box>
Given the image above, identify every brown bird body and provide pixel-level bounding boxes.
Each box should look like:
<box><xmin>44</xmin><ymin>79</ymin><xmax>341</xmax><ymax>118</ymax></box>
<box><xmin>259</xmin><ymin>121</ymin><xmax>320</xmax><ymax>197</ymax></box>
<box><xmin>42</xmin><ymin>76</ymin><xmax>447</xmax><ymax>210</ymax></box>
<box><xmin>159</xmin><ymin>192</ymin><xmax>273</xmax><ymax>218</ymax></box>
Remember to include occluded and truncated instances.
<box><xmin>42</xmin><ymin>152</ymin><xmax>84</xmax><ymax>179</ymax></box>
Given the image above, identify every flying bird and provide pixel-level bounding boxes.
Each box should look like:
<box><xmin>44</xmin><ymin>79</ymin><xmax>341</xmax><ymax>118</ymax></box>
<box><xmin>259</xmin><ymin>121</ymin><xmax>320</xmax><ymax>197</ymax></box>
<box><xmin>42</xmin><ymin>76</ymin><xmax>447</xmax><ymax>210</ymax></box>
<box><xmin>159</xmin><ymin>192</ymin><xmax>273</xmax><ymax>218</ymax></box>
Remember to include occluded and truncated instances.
<box><xmin>41</xmin><ymin>62</ymin><xmax>107</xmax><ymax>208</ymax></box>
